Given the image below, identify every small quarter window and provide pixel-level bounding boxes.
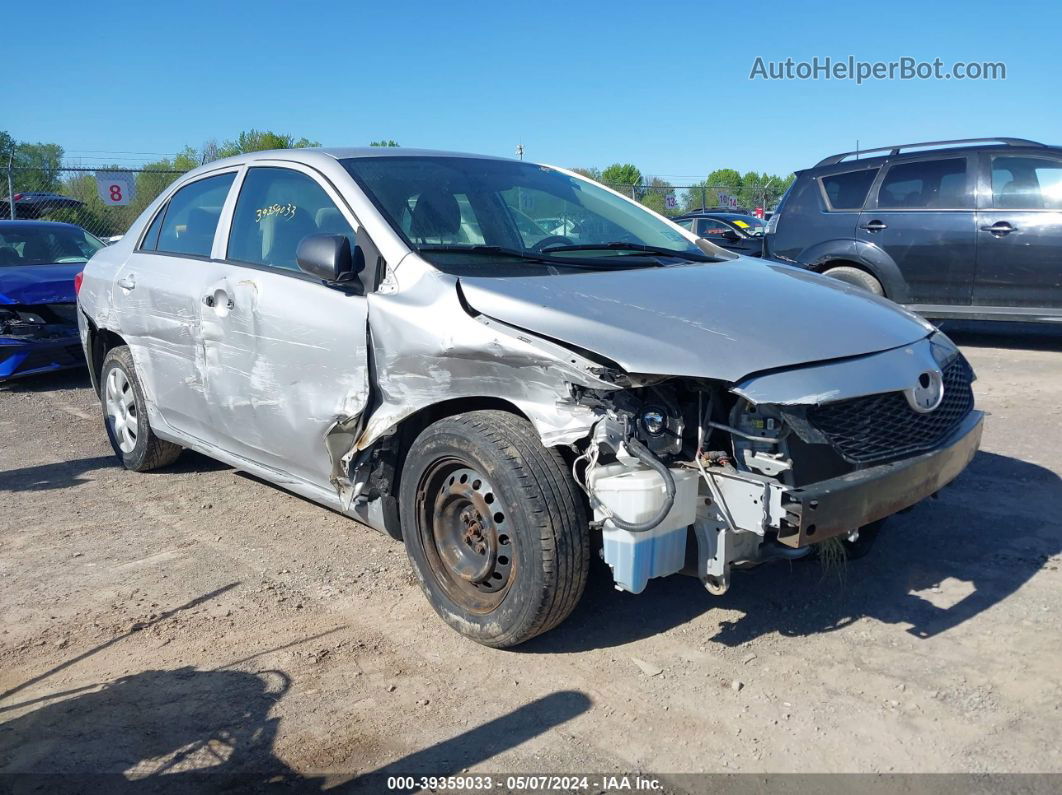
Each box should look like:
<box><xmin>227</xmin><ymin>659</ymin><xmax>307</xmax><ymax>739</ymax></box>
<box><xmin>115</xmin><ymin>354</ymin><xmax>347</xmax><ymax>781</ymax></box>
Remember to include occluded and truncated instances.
<box><xmin>141</xmin><ymin>203</ymin><xmax>167</xmax><ymax>251</ymax></box>
<box><xmin>154</xmin><ymin>173</ymin><xmax>237</xmax><ymax>257</ymax></box>
<box><xmin>820</xmin><ymin>169</ymin><xmax>879</xmax><ymax>210</ymax></box>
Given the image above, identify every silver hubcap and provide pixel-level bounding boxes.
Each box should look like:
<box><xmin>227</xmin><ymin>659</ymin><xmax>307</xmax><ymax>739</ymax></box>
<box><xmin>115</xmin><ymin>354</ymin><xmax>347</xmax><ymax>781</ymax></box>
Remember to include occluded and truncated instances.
<box><xmin>105</xmin><ymin>367</ymin><xmax>138</xmax><ymax>453</ymax></box>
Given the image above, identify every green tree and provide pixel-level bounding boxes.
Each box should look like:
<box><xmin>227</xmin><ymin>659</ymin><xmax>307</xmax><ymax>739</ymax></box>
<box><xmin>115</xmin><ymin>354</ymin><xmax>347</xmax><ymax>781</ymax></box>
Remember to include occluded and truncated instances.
<box><xmin>369</xmin><ymin>140</ymin><xmax>400</xmax><ymax>147</ymax></box>
<box><xmin>638</xmin><ymin>177</ymin><xmax>677</xmax><ymax>216</ymax></box>
<box><xmin>570</xmin><ymin>167</ymin><xmax>602</xmax><ymax>183</ymax></box>
<box><xmin>705</xmin><ymin>168</ymin><xmax>743</xmax><ymax>190</ymax></box>
<box><xmin>216</xmin><ymin>129</ymin><xmax>320</xmax><ymax>158</ymax></box>
<box><xmin>11</xmin><ymin>141</ymin><xmax>65</xmax><ymax>193</ymax></box>
<box><xmin>600</xmin><ymin>163</ymin><xmax>643</xmax><ymax>195</ymax></box>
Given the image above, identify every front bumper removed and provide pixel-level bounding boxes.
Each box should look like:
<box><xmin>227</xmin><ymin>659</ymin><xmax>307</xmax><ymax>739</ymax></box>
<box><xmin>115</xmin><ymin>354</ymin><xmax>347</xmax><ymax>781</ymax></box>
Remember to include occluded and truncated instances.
<box><xmin>777</xmin><ymin>410</ymin><xmax>984</xmax><ymax>547</ymax></box>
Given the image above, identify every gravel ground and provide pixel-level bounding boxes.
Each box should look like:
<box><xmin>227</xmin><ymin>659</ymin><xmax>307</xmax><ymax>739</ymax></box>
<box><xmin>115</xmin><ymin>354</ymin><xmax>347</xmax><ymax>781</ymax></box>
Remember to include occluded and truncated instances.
<box><xmin>1</xmin><ymin>323</ymin><xmax>1061</xmax><ymax>791</ymax></box>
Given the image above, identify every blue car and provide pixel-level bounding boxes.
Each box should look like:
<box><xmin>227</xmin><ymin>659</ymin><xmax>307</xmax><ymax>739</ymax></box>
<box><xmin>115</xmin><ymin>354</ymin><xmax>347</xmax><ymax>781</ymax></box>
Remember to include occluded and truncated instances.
<box><xmin>0</xmin><ymin>220</ymin><xmax>103</xmax><ymax>380</ymax></box>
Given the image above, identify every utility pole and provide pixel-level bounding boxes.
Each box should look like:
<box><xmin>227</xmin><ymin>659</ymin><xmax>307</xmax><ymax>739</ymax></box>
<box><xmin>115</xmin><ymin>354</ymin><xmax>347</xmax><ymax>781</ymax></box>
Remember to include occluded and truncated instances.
<box><xmin>6</xmin><ymin>151</ymin><xmax>15</xmax><ymax>220</ymax></box>
<box><xmin>515</xmin><ymin>143</ymin><xmax>524</xmax><ymax>161</ymax></box>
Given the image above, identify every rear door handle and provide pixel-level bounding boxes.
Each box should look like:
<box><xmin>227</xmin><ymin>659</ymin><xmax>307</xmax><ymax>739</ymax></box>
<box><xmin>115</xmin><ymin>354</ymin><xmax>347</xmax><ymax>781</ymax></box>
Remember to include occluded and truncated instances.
<box><xmin>117</xmin><ymin>274</ymin><xmax>136</xmax><ymax>290</ymax></box>
<box><xmin>860</xmin><ymin>220</ymin><xmax>887</xmax><ymax>232</ymax></box>
<box><xmin>980</xmin><ymin>221</ymin><xmax>1016</xmax><ymax>236</ymax></box>
<box><xmin>203</xmin><ymin>292</ymin><xmax>235</xmax><ymax>310</ymax></box>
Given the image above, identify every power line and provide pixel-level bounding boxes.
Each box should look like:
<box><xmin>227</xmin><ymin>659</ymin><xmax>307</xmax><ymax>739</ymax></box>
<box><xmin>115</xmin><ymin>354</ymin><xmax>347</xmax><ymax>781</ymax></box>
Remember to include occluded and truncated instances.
<box><xmin>63</xmin><ymin>149</ymin><xmax>181</xmax><ymax>156</ymax></box>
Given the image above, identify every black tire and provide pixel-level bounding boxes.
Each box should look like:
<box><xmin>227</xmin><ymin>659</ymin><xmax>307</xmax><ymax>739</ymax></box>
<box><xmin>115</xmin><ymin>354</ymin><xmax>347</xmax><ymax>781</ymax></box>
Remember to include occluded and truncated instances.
<box><xmin>822</xmin><ymin>265</ymin><xmax>885</xmax><ymax>297</ymax></box>
<box><xmin>100</xmin><ymin>346</ymin><xmax>182</xmax><ymax>472</ymax></box>
<box><xmin>399</xmin><ymin>410</ymin><xmax>589</xmax><ymax>648</ymax></box>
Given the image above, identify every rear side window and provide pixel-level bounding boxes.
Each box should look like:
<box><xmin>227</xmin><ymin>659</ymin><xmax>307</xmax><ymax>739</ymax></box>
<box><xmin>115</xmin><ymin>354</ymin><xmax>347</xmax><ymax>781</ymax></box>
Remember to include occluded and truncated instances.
<box><xmin>876</xmin><ymin>158</ymin><xmax>969</xmax><ymax>209</ymax></box>
<box><xmin>227</xmin><ymin>167</ymin><xmax>356</xmax><ymax>271</ymax></box>
<box><xmin>990</xmin><ymin>156</ymin><xmax>1062</xmax><ymax>209</ymax></box>
<box><xmin>697</xmin><ymin>219</ymin><xmax>732</xmax><ymax>237</ymax></box>
<box><xmin>820</xmin><ymin>169</ymin><xmax>879</xmax><ymax>210</ymax></box>
<box><xmin>148</xmin><ymin>173</ymin><xmax>236</xmax><ymax>257</ymax></box>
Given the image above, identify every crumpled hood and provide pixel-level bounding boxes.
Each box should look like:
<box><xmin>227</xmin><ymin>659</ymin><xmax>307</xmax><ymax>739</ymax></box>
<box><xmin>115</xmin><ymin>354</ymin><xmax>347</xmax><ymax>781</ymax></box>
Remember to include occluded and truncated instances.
<box><xmin>0</xmin><ymin>264</ymin><xmax>82</xmax><ymax>305</ymax></box>
<box><xmin>459</xmin><ymin>258</ymin><xmax>933</xmax><ymax>382</ymax></box>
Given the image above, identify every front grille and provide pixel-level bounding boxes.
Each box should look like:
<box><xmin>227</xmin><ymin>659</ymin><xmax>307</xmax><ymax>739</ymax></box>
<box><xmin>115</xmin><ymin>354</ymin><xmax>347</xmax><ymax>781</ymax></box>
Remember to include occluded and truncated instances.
<box><xmin>807</xmin><ymin>356</ymin><xmax>974</xmax><ymax>465</ymax></box>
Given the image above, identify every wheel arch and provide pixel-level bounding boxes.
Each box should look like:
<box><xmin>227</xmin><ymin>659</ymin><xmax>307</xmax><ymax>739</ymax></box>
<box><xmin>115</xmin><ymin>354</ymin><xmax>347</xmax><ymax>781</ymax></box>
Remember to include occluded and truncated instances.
<box><xmin>800</xmin><ymin>239</ymin><xmax>909</xmax><ymax>302</ymax></box>
<box><xmin>84</xmin><ymin>316</ymin><xmax>129</xmax><ymax>396</ymax></box>
<box><xmin>359</xmin><ymin>396</ymin><xmax>537</xmax><ymax>541</ymax></box>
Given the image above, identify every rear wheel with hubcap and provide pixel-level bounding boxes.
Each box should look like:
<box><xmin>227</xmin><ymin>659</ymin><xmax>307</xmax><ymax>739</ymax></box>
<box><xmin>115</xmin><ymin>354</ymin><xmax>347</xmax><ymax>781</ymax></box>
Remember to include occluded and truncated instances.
<box><xmin>100</xmin><ymin>346</ymin><xmax>182</xmax><ymax>471</ymax></box>
<box><xmin>399</xmin><ymin>410</ymin><xmax>588</xmax><ymax>648</ymax></box>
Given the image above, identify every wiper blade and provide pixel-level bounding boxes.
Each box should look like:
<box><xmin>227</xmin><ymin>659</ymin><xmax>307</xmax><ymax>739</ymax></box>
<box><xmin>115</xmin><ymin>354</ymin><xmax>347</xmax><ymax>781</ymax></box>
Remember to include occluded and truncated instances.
<box><xmin>541</xmin><ymin>242</ymin><xmax>716</xmax><ymax>262</ymax></box>
<box><xmin>416</xmin><ymin>244</ymin><xmax>662</xmax><ymax>270</ymax></box>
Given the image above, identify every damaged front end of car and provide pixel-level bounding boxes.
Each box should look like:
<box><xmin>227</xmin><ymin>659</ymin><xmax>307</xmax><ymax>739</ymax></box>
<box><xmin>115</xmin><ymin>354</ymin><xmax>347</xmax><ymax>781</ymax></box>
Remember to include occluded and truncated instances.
<box><xmin>562</xmin><ymin>333</ymin><xmax>983</xmax><ymax>596</ymax></box>
<box><xmin>0</xmin><ymin>302</ymin><xmax>83</xmax><ymax>380</ymax></box>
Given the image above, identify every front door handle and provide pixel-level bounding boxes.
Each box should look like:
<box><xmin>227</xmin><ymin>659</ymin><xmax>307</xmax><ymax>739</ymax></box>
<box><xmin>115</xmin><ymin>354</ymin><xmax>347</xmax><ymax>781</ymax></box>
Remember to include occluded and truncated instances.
<box><xmin>980</xmin><ymin>221</ymin><xmax>1016</xmax><ymax>236</ymax></box>
<box><xmin>860</xmin><ymin>220</ymin><xmax>887</xmax><ymax>232</ymax></box>
<box><xmin>117</xmin><ymin>274</ymin><xmax>136</xmax><ymax>290</ymax></box>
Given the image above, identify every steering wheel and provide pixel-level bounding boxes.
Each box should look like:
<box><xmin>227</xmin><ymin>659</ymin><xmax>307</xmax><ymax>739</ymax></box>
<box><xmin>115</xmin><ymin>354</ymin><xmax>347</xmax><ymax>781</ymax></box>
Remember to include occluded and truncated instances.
<box><xmin>531</xmin><ymin>235</ymin><xmax>574</xmax><ymax>252</ymax></box>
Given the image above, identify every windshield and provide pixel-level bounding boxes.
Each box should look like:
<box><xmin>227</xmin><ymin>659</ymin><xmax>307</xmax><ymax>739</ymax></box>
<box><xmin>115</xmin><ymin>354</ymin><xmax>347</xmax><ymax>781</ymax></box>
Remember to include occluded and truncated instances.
<box><xmin>0</xmin><ymin>225</ymin><xmax>103</xmax><ymax>267</ymax></box>
<box><xmin>728</xmin><ymin>217</ymin><xmax>765</xmax><ymax>237</ymax></box>
<box><xmin>341</xmin><ymin>156</ymin><xmax>711</xmax><ymax>274</ymax></box>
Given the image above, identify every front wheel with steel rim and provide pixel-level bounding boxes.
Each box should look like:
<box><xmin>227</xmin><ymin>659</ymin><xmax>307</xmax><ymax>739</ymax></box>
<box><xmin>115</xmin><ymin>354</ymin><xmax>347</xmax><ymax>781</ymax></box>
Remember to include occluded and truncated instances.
<box><xmin>399</xmin><ymin>410</ymin><xmax>589</xmax><ymax>648</ymax></box>
<box><xmin>100</xmin><ymin>345</ymin><xmax>182</xmax><ymax>471</ymax></box>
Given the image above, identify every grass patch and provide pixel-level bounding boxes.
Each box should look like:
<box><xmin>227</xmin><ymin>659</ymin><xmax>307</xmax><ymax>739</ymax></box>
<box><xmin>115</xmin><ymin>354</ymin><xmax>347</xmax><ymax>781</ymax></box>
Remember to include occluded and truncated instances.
<box><xmin>816</xmin><ymin>536</ymin><xmax>848</xmax><ymax>584</ymax></box>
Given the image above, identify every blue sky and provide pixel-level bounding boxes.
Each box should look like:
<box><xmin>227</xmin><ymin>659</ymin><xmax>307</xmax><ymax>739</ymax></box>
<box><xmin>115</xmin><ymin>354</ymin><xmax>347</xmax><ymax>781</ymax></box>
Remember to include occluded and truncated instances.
<box><xmin>6</xmin><ymin>0</ymin><xmax>1060</xmax><ymax>181</ymax></box>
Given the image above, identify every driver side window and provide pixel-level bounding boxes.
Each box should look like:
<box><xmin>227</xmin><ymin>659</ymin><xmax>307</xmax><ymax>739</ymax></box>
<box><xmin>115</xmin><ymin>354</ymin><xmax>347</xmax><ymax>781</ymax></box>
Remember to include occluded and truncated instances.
<box><xmin>227</xmin><ymin>167</ymin><xmax>356</xmax><ymax>271</ymax></box>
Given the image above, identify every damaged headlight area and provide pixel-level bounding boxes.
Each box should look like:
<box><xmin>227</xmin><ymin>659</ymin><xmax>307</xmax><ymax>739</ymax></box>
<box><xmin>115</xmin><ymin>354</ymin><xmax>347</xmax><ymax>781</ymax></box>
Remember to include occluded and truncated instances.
<box><xmin>0</xmin><ymin>304</ymin><xmax>84</xmax><ymax>379</ymax></box>
<box><xmin>570</xmin><ymin>360</ymin><xmax>981</xmax><ymax>596</ymax></box>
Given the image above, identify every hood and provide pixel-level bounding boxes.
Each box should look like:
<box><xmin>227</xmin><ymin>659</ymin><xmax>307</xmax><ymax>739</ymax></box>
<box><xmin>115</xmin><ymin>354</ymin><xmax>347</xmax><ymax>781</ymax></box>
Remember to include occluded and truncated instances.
<box><xmin>0</xmin><ymin>264</ymin><xmax>82</xmax><ymax>305</ymax></box>
<box><xmin>459</xmin><ymin>258</ymin><xmax>933</xmax><ymax>382</ymax></box>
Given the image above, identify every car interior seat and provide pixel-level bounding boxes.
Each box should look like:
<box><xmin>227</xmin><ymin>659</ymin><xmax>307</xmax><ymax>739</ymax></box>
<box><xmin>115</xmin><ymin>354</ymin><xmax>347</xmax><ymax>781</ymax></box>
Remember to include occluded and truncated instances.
<box><xmin>998</xmin><ymin>177</ymin><xmax>1042</xmax><ymax>209</ymax></box>
<box><xmin>260</xmin><ymin>208</ymin><xmax>318</xmax><ymax>269</ymax></box>
<box><xmin>409</xmin><ymin>189</ymin><xmax>461</xmax><ymax>243</ymax></box>
<box><xmin>18</xmin><ymin>236</ymin><xmax>53</xmax><ymax>264</ymax></box>
<box><xmin>177</xmin><ymin>207</ymin><xmax>221</xmax><ymax>255</ymax></box>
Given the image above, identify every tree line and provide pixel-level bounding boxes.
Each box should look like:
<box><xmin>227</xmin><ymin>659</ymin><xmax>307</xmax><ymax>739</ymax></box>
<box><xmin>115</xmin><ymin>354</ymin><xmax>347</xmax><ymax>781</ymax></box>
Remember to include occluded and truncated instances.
<box><xmin>3</xmin><ymin>128</ymin><xmax>792</xmax><ymax>236</ymax></box>
<box><xmin>0</xmin><ymin>129</ymin><xmax>402</xmax><ymax>236</ymax></box>
<box><xmin>573</xmin><ymin>163</ymin><xmax>795</xmax><ymax>216</ymax></box>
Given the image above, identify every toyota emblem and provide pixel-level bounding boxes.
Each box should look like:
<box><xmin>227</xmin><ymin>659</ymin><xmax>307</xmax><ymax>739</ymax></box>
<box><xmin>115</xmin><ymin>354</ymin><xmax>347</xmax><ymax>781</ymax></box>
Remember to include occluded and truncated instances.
<box><xmin>905</xmin><ymin>370</ymin><xmax>945</xmax><ymax>413</ymax></box>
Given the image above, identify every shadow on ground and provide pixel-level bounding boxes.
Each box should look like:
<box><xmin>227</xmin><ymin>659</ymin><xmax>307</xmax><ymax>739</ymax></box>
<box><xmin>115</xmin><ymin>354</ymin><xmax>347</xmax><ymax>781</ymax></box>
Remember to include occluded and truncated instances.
<box><xmin>523</xmin><ymin>451</ymin><xmax>1061</xmax><ymax>653</ymax></box>
<box><xmin>0</xmin><ymin>368</ymin><xmax>91</xmax><ymax>393</ymax></box>
<box><xmin>0</xmin><ymin>666</ymin><xmax>590</xmax><ymax>793</ymax></box>
<box><xmin>0</xmin><ymin>450</ymin><xmax>230</xmax><ymax>493</ymax></box>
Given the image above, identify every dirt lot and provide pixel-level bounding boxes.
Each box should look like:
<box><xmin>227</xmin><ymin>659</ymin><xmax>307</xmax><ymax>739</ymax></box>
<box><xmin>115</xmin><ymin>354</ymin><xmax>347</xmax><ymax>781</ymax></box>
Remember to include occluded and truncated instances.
<box><xmin>2</xmin><ymin>323</ymin><xmax>1061</xmax><ymax>790</ymax></box>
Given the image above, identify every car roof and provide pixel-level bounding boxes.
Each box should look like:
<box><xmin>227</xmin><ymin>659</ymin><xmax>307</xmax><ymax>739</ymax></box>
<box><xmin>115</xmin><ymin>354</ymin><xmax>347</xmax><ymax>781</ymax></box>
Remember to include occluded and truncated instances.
<box><xmin>676</xmin><ymin>212</ymin><xmax>759</xmax><ymax>221</ymax></box>
<box><xmin>810</xmin><ymin>140</ymin><xmax>1062</xmax><ymax>171</ymax></box>
<box><xmin>0</xmin><ymin>219</ymin><xmax>85</xmax><ymax>231</ymax></box>
<box><xmin>170</xmin><ymin>146</ymin><xmax>522</xmax><ymax>186</ymax></box>
<box><xmin>195</xmin><ymin>146</ymin><xmax>512</xmax><ymax>170</ymax></box>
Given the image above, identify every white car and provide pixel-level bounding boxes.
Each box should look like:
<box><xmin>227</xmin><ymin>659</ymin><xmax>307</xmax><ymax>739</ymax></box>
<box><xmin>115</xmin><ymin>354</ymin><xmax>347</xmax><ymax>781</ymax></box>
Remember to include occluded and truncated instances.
<box><xmin>77</xmin><ymin>147</ymin><xmax>983</xmax><ymax>647</ymax></box>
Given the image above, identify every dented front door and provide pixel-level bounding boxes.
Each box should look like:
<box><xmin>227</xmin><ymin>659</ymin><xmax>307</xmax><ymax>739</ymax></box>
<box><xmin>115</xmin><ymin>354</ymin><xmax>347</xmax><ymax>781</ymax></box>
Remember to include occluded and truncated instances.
<box><xmin>198</xmin><ymin>266</ymin><xmax>368</xmax><ymax>488</ymax></box>
<box><xmin>197</xmin><ymin>164</ymin><xmax>370</xmax><ymax>490</ymax></box>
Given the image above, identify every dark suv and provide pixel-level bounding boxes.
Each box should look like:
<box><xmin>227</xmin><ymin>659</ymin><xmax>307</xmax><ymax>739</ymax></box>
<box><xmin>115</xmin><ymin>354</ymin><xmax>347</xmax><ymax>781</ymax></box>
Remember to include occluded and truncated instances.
<box><xmin>763</xmin><ymin>137</ymin><xmax>1062</xmax><ymax>321</ymax></box>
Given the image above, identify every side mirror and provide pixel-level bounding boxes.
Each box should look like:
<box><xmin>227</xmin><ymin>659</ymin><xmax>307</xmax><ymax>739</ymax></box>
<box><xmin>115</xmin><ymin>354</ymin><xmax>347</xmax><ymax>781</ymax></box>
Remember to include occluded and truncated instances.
<box><xmin>721</xmin><ymin>229</ymin><xmax>742</xmax><ymax>242</ymax></box>
<box><xmin>296</xmin><ymin>234</ymin><xmax>364</xmax><ymax>285</ymax></box>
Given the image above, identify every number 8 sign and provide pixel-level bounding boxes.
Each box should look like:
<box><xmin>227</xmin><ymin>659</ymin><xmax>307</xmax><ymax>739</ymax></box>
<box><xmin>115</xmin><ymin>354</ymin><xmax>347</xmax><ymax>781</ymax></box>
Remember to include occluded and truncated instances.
<box><xmin>95</xmin><ymin>171</ymin><xmax>136</xmax><ymax>206</ymax></box>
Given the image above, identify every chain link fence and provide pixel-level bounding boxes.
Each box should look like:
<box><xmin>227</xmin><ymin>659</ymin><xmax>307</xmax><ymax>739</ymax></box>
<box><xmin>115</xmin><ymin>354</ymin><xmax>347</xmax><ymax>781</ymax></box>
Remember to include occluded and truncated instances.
<box><xmin>3</xmin><ymin>164</ymin><xmax>774</xmax><ymax>243</ymax></box>
<box><xmin>602</xmin><ymin>183</ymin><xmax>774</xmax><ymax>217</ymax></box>
<box><xmin>3</xmin><ymin>165</ymin><xmax>189</xmax><ymax>240</ymax></box>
